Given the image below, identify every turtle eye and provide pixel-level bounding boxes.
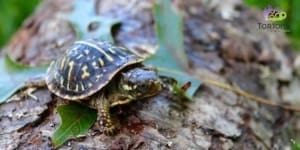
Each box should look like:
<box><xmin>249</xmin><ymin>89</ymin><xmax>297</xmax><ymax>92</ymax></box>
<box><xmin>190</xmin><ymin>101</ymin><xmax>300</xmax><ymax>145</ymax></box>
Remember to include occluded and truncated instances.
<box><xmin>138</xmin><ymin>83</ymin><xmax>150</xmax><ymax>93</ymax></box>
<box><xmin>140</xmin><ymin>84</ymin><xmax>147</xmax><ymax>90</ymax></box>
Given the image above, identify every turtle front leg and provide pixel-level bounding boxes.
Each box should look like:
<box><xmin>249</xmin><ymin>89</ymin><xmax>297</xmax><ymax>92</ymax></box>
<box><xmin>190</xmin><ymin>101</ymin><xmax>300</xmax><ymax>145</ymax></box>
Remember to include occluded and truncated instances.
<box><xmin>24</xmin><ymin>76</ymin><xmax>47</xmax><ymax>88</ymax></box>
<box><xmin>18</xmin><ymin>78</ymin><xmax>46</xmax><ymax>100</ymax></box>
<box><xmin>94</xmin><ymin>95</ymin><xmax>117</xmax><ymax>135</ymax></box>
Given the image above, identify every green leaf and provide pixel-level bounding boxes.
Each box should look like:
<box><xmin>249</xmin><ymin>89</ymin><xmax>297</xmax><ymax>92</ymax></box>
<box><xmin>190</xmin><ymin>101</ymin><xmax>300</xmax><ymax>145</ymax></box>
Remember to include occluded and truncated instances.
<box><xmin>145</xmin><ymin>0</ymin><xmax>201</xmax><ymax>99</ymax></box>
<box><xmin>151</xmin><ymin>0</ymin><xmax>188</xmax><ymax>69</ymax></box>
<box><xmin>0</xmin><ymin>55</ymin><xmax>48</xmax><ymax>103</ymax></box>
<box><xmin>291</xmin><ymin>139</ymin><xmax>300</xmax><ymax>150</ymax></box>
<box><xmin>66</xmin><ymin>0</ymin><xmax>120</xmax><ymax>42</ymax></box>
<box><xmin>52</xmin><ymin>102</ymin><xmax>97</xmax><ymax>147</ymax></box>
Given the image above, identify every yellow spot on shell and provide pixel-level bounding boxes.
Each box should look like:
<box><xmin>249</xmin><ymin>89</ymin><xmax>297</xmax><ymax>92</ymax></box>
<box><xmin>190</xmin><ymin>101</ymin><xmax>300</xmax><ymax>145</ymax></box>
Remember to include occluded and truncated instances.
<box><xmin>80</xmin><ymin>83</ymin><xmax>85</xmax><ymax>91</ymax></box>
<box><xmin>60</xmin><ymin>56</ymin><xmax>66</xmax><ymax>70</ymax></box>
<box><xmin>118</xmin><ymin>55</ymin><xmax>125</xmax><ymax>60</ymax></box>
<box><xmin>119</xmin><ymin>47</ymin><xmax>127</xmax><ymax>51</ymax></box>
<box><xmin>76</xmin><ymin>54</ymin><xmax>83</xmax><ymax>59</ymax></box>
<box><xmin>98</xmin><ymin>58</ymin><xmax>104</xmax><ymax>66</ymax></box>
<box><xmin>60</xmin><ymin>76</ymin><xmax>64</xmax><ymax>87</ymax></box>
<box><xmin>68</xmin><ymin>61</ymin><xmax>75</xmax><ymax>80</ymax></box>
<box><xmin>75</xmin><ymin>84</ymin><xmax>79</xmax><ymax>92</ymax></box>
<box><xmin>81</xmin><ymin>65</ymin><xmax>90</xmax><ymax>79</ymax></box>
<box><xmin>108</xmin><ymin>47</ymin><xmax>116</xmax><ymax>54</ymax></box>
<box><xmin>67</xmin><ymin>61</ymin><xmax>75</xmax><ymax>90</ymax></box>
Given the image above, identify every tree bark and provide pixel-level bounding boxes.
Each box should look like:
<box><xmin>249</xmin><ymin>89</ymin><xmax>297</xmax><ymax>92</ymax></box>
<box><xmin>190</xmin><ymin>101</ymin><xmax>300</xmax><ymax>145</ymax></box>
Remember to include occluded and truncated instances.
<box><xmin>1</xmin><ymin>0</ymin><xmax>298</xmax><ymax>149</ymax></box>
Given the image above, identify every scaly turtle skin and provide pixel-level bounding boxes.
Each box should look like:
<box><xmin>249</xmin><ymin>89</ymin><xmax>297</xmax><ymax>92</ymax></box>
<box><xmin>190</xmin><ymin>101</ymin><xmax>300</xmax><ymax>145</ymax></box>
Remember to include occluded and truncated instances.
<box><xmin>45</xmin><ymin>39</ymin><xmax>162</xmax><ymax>134</ymax></box>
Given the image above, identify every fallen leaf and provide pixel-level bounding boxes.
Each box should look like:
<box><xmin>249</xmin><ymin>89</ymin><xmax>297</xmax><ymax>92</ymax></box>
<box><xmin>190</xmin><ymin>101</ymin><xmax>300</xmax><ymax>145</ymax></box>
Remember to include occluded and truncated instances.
<box><xmin>151</xmin><ymin>0</ymin><xmax>188</xmax><ymax>69</ymax></box>
<box><xmin>66</xmin><ymin>0</ymin><xmax>120</xmax><ymax>42</ymax></box>
<box><xmin>0</xmin><ymin>55</ymin><xmax>47</xmax><ymax>103</ymax></box>
<box><xmin>52</xmin><ymin>102</ymin><xmax>97</xmax><ymax>147</ymax></box>
<box><xmin>145</xmin><ymin>0</ymin><xmax>201</xmax><ymax>99</ymax></box>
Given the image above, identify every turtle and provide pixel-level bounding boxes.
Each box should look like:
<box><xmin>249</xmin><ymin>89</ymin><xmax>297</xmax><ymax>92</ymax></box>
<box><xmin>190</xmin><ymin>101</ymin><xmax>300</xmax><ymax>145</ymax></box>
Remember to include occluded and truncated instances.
<box><xmin>44</xmin><ymin>39</ymin><xmax>162</xmax><ymax>135</ymax></box>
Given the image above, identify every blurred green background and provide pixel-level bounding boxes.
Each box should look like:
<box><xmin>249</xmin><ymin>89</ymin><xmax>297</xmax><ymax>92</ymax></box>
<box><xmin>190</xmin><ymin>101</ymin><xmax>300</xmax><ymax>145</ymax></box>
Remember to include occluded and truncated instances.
<box><xmin>0</xmin><ymin>0</ymin><xmax>299</xmax><ymax>49</ymax></box>
<box><xmin>0</xmin><ymin>0</ymin><xmax>40</xmax><ymax>47</ymax></box>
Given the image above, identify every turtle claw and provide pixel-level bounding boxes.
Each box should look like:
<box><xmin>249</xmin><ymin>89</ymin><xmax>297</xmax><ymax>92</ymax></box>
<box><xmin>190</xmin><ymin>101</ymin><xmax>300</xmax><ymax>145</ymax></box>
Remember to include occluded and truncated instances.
<box><xmin>26</xmin><ymin>87</ymin><xmax>38</xmax><ymax>100</ymax></box>
<box><xmin>103</xmin><ymin>125</ymin><xmax>117</xmax><ymax>135</ymax></box>
<box><xmin>98</xmin><ymin>117</ymin><xmax>118</xmax><ymax>135</ymax></box>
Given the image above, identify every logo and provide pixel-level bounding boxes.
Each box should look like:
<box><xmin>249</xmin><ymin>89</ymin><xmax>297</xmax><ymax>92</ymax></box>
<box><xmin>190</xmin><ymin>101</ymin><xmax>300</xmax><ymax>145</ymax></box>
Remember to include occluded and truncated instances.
<box><xmin>257</xmin><ymin>6</ymin><xmax>289</xmax><ymax>32</ymax></box>
<box><xmin>263</xmin><ymin>6</ymin><xmax>287</xmax><ymax>22</ymax></box>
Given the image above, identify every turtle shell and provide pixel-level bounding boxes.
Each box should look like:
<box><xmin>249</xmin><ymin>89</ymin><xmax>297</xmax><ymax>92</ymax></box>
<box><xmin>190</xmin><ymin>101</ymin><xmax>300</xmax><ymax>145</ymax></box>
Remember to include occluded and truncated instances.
<box><xmin>45</xmin><ymin>40</ymin><xmax>143</xmax><ymax>100</ymax></box>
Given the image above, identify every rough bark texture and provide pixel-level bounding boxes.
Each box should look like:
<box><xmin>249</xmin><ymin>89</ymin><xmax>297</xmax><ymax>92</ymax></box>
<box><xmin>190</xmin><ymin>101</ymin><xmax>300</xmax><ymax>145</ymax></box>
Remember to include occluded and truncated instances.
<box><xmin>1</xmin><ymin>0</ymin><xmax>299</xmax><ymax>149</ymax></box>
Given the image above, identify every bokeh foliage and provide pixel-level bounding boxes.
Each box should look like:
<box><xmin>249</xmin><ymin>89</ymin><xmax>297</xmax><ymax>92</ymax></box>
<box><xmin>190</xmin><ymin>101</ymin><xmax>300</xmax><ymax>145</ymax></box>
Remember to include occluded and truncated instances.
<box><xmin>245</xmin><ymin>0</ymin><xmax>300</xmax><ymax>50</ymax></box>
<box><xmin>0</xmin><ymin>0</ymin><xmax>40</xmax><ymax>47</ymax></box>
<box><xmin>0</xmin><ymin>0</ymin><xmax>298</xmax><ymax>49</ymax></box>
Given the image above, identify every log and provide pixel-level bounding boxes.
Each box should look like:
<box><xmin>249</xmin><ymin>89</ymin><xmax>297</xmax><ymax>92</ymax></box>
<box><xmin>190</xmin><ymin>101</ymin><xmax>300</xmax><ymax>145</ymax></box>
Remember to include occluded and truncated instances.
<box><xmin>0</xmin><ymin>0</ymin><xmax>297</xmax><ymax>149</ymax></box>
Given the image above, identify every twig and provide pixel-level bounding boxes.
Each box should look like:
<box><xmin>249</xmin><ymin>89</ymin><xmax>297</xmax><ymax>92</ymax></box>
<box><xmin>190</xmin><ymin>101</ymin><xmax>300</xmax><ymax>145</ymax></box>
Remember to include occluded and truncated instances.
<box><xmin>201</xmin><ymin>78</ymin><xmax>300</xmax><ymax>112</ymax></box>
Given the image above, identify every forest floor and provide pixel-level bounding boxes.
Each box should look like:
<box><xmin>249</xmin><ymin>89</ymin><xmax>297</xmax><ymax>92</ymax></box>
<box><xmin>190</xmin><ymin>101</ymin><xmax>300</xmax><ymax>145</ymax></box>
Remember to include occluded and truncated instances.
<box><xmin>1</xmin><ymin>0</ymin><xmax>300</xmax><ymax>149</ymax></box>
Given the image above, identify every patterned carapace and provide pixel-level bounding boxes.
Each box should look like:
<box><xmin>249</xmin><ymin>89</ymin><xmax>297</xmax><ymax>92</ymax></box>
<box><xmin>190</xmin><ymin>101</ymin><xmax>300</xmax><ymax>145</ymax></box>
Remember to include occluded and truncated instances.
<box><xmin>45</xmin><ymin>40</ymin><xmax>142</xmax><ymax>100</ymax></box>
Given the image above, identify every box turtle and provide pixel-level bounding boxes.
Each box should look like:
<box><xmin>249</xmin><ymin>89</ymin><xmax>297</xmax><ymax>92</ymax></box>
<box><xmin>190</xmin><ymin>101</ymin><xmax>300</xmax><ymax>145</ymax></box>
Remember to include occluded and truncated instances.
<box><xmin>45</xmin><ymin>39</ymin><xmax>162</xmax><ymax>134</ymax></box>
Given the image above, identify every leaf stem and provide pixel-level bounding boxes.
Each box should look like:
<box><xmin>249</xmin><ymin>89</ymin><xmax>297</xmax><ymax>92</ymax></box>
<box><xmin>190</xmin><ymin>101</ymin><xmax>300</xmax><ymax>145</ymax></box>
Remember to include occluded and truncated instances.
<box><xmin>202</xmin><ymin>78</ymin><xmax>300</xmax><ymax>112</ymax></box>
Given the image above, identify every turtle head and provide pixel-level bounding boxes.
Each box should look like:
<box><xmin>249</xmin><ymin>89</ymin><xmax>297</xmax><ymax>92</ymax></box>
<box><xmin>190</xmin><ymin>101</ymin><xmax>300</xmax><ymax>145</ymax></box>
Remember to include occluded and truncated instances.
<box><xmin>120</xmin><ymin>68</ymin><xmax>162</xmax><ymax>99</ymax></box>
